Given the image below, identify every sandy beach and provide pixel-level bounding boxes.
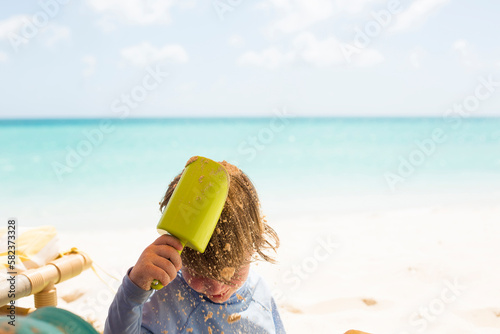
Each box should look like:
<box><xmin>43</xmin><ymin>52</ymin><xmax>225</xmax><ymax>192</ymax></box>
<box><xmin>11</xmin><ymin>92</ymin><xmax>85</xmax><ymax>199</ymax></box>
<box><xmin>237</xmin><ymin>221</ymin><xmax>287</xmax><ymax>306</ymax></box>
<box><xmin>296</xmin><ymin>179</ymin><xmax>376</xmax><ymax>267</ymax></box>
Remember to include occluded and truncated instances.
<box><xmin>12</xmin><ymin>199</ymin><xmax>500</xmax><ymax>334</ymax></box>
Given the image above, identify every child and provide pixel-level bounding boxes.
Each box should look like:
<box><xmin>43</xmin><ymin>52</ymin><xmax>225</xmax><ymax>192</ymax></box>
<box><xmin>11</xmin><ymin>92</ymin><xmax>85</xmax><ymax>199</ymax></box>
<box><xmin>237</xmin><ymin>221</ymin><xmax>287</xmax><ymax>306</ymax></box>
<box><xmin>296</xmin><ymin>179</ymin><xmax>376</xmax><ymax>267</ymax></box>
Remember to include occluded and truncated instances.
<box><xmin>105</xmin><ymin>160</ymin><xmax>285</xmax><ymax>333</ymax></box>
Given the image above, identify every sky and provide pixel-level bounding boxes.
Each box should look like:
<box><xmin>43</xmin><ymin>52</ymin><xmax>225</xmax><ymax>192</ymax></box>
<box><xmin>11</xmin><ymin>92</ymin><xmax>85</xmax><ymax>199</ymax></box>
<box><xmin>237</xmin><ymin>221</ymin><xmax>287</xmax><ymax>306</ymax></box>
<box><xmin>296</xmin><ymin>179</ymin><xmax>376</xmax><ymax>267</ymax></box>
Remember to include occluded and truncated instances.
<box><xmin>0</xmin><ymin>0</ymin><xmax>499</xmax><ymax>118</ymax></box>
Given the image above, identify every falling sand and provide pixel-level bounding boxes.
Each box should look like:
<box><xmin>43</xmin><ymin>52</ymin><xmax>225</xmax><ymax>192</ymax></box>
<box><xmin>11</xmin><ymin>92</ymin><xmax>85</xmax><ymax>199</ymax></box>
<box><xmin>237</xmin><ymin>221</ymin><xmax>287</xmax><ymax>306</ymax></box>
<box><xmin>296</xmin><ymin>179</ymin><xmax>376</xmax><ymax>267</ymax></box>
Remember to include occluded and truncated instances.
<box><xmin>176</xmin><ymin>290</ymin><xmax>184</xmax><ymax>301</ymax></box>
<box><xmin>362</xmin><ymin>298</ymin><xmax>377</xmax><ymax>306</ymax></box>
<box><xmin>185</xmin><ymin>156</ymin><xmax>199</xmax><ymax>167</ymax></box>
<box><xmin>220</xmin><ymin>267</ymin><xmax>235</xmax><ymax>281</ymax></box>
<box><xmin>204</xmin><ymin>312</ymin><xmax>213</xmax><ymax>322</ymax></box>
<box><xmin>227</xmin><ymin>313</ymin><xmax>241</xmax><ymax>324</ymax></box>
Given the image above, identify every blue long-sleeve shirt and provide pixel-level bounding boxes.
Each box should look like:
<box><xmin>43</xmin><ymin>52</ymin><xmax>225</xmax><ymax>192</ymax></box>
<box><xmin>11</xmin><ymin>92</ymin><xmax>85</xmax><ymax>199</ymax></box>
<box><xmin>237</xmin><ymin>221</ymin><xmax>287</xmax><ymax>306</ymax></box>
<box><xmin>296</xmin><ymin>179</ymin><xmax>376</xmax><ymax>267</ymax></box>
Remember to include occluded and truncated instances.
<box><xmin>104</xmin><ymin>268</ymin><xmax>286</xmax><ymax>334</ymax></box>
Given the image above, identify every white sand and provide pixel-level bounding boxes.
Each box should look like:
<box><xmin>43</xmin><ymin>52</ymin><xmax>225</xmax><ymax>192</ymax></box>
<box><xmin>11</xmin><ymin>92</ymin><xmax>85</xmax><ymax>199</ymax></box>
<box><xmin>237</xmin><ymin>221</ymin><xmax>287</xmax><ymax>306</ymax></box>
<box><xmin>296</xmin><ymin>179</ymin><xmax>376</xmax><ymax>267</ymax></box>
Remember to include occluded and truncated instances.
<box><xmin>14</xmin><ymin>202</ymin><xmax>500</xmax><ymax>333</ymax></box>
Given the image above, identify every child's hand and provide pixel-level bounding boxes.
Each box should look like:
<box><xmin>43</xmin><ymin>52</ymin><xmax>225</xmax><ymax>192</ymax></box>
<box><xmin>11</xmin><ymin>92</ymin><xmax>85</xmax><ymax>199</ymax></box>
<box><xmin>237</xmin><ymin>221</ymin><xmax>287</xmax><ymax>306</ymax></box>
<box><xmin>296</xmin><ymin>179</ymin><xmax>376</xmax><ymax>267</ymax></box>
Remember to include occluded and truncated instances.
<box><xmin>129</xmin><ymin>235</ymin><xmax>183</xmax><ymax>291</ymax></box>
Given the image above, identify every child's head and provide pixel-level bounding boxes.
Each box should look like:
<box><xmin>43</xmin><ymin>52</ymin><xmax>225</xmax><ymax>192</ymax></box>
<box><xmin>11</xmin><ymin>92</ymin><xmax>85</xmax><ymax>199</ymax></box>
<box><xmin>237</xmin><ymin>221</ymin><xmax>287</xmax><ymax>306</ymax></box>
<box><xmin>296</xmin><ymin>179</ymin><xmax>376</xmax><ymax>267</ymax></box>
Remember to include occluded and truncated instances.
<box><xmin>160</xmin><ymin>160</ymin><xmax>279</xmax><ymax>290</ymax></box>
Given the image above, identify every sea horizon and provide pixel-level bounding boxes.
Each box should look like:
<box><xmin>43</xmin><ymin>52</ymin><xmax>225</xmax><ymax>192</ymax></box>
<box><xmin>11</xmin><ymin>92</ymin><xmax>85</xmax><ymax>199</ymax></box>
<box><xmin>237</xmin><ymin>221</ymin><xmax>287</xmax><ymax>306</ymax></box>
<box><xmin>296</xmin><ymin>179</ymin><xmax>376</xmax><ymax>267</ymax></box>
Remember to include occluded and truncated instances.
<box><xmin>2</xmin><ymin>115</ymin><xmax>500</xmax><ymax>121</ymax></box>
<box><xmin>2</xmin><ymin>116</ymin><xmax>499</xmax><ymax>231</ymax></box>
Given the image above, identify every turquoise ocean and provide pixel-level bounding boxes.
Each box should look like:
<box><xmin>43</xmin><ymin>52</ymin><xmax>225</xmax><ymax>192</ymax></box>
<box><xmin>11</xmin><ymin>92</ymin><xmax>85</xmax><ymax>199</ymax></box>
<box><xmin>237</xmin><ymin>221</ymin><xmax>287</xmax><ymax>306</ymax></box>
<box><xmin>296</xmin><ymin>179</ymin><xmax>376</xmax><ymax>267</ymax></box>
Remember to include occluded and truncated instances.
<box><xmin>1</xmin><ymin>117</ymin><xmax>499</xmax><ymax>231</ymax></box>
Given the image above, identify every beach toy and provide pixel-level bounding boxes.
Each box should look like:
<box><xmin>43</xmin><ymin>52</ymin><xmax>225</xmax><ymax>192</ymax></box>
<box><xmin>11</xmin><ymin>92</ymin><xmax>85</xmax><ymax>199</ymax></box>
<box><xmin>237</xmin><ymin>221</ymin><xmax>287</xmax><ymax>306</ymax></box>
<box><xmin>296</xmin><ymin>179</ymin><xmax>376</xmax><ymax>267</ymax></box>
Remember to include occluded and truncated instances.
<box><xmin>0</xmin><ymin>306</ymin><xmax>98</xmax><ymax>334</ymax></box>
<box><xmin>0</xmin><ymin>249</ymin><xmax>92</xmax><ymax>308</ymax></box>
<box><xmin>151</xmin><ymin>156</ymin><xmax>230</xmax><ymax>290</ymax></box>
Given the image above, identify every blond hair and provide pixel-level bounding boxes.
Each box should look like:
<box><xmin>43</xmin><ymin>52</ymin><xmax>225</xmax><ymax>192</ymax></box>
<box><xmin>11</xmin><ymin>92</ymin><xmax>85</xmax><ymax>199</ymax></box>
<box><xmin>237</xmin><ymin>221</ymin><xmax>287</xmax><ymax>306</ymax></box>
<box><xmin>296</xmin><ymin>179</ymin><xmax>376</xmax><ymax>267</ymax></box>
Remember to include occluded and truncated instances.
<box><xmin>159</xmin><ymin>160</ymin><xmax>279</xmax><ymax>282</ymax></box>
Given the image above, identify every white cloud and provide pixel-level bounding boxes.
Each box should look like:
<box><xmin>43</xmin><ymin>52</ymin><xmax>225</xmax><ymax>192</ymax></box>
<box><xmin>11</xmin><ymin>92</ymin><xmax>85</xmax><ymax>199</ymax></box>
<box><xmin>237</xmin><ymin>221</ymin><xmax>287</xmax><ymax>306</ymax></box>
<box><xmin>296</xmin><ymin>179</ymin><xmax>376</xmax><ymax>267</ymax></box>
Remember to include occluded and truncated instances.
<box><xmin>121</xmin><ymin>42</ymin><xmax>188</xmax><ymax>67</ymax></box>
<box><xmin>335</xmin><ymin>0</ymin><xmax>385</xmax><ymax>14</ymax></box>
<box><xmin>82</xmin><ymin>55</ymin><xmax>97</xmax><ymax>77</ymax></box>
<box><xmin>238</xmin><ymin>32</ymin><xmax>383</xmax><ymax>69</ymax></box>
<box><xmin>0</xmin><ymin>15</ymin><xmax>29</xmax><ymax>40</ymax></box>
<box><xmin>293</xmin><ymin>32</ymin><xmax>345</xmax><ymax>66</ymax></box>
<box><xmin>453</xmin><ymin>39</ymin><xmax>466</xmax><ymax>50</ymax></box>
<box><xmin>352</xmin><ymin>47</ymin><xmax>384</xmax><ymax>66</ymax></box>
<box><xmin>238</xmin><ymin>47</ymin><xmax>295</xmax><ymax>69</ymax></box>
<box><xmin>453</xmin><ymin>39</ymin><xmax>482</xmax><ymax>68</ymax></box>
<box><xmin>95</xmin><ymin>17</ymin><xmax>117</xmax><ymax>33</ymax></box>
<box><xmin>0</xmin><ymin>15</ymin><xmax>69</xmax><ymax>50</ymax></box>
<box><xmin>389</xmin><ymin>0</ymin><xmax>451</xmax><ymax>33</ymax></box>
<box><xmin>43</xmin><ymin>24</ymin><xmax>70</xmax><ymax>47</ymax></box>
<box><xmin>265</xmin><ymin>0</ymin><xmax>335</xmax><ymax>34</ymax></box>
<box><xmin>261</xmin><ymin>0</ymin><xmax>387</xmax><ymax>35</ymax></box>
<box><xmin>409</xmin><ymin>46</ymin><xmax>427</xmax><ymax>69</ymax></box>
<box><xmin>0</xmin><ymin>51</ymin><xmax>8</xmax><ymax>62</ymax></box>
<box><xmin>86</xmin><ymin>0</ymin><xmax>176</xmax><ymax>25</ymax></box>
<box><xmin>228</xmin><ymin>34</ymin><xmax>245</xmax><ymax>48</ymax></box>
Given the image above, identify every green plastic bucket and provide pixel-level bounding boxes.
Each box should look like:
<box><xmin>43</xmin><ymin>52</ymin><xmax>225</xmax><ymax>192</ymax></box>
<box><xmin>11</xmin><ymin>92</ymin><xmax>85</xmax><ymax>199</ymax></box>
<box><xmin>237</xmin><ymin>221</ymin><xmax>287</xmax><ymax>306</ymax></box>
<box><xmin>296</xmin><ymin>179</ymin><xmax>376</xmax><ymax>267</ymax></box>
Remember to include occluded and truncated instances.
<box><xmin>151</xmin><ymin>156</ymin><xmax>230</xmax><ymax>290</ymax></box>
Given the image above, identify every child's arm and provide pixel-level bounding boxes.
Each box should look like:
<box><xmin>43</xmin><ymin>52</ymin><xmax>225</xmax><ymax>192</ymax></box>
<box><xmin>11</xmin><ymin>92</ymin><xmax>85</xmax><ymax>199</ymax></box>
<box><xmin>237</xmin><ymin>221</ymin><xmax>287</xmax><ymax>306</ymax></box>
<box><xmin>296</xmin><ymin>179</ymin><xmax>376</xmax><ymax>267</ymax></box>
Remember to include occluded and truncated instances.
<box><xmin>271</xmin><ymin>295</ymin><xmax>287</xmax><ymax>333</ymax></box>
<box><xmin>104</xmin><ymin>271</ymin><xmax>154</xmax><ymax>334</ymax></box>
<box><xmin>104</xmin><ymin>235</ymin><xmax>183</xmax><ymax>334</ymax></box>
<box><xmin>129</xmin><ymin>235</ymin><xmax>183</xmax><ymax>290</ymax></box>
